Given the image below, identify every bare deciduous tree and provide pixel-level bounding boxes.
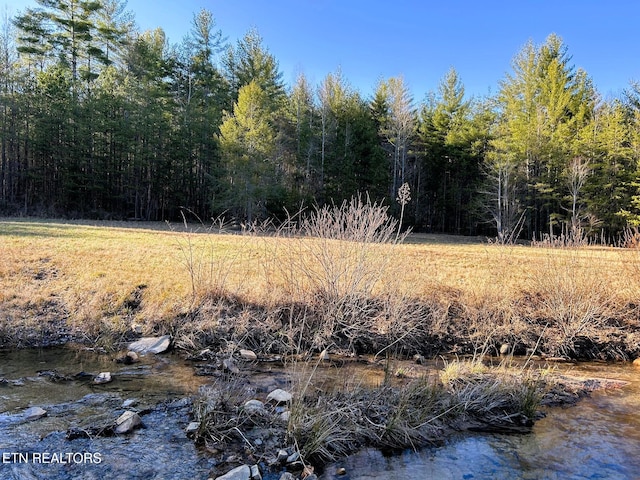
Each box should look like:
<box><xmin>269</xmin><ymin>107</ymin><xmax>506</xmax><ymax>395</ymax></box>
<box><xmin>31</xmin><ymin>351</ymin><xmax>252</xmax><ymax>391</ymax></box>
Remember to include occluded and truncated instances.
<box><xmin>565</xmin><ymin>156</ymin><xmax>590</xmax><ymax>234</ymax></box>
<box><xmin>375</xmin><ymin>77</ymin><xmax>415</xmax><ymax>196</ymax></box>
<box><xmin>482</xmin><ymin>157</ymin><xmax>524</xmax><ymax>244</ymax></box>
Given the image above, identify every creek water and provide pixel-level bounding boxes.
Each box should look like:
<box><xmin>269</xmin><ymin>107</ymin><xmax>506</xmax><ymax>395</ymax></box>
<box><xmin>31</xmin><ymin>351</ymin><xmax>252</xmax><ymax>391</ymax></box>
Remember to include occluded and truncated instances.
<box><xmin>0</xmin><ymin>346</ymin><xmax>215</xmax><ymax>480</ymax></box>
<box><xmin>1</xmin><ymin>348</ymin><xmax>639</xmax><ymax>480</ymax></box>
<box><xmin>319</xmin><ymin>361</ymin><xmax>640</xmax><ymax>480</ymax></box>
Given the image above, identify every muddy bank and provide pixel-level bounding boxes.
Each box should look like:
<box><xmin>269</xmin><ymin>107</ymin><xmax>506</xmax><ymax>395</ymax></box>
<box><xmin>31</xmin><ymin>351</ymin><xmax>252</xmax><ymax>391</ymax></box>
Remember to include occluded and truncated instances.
<box><xmin>2</xmin><ymin>294</ymin><xmax>640</xmax><ymax>364</ymax></box>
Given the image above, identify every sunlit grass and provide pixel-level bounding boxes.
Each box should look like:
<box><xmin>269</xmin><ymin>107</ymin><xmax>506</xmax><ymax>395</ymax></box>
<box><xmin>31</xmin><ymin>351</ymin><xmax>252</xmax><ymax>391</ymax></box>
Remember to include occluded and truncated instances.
<box><xmin>1</xmin><ymin>217</ymin><xmax>638</xmax><ymax>355</ymax></box>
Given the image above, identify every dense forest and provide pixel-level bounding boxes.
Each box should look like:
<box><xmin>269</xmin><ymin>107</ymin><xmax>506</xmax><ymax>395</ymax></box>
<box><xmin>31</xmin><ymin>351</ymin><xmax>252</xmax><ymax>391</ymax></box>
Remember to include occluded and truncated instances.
<box><xmin>3</xmin><ymin>1</ymin><xmax>640</xmax><ymax>240</ymax></box>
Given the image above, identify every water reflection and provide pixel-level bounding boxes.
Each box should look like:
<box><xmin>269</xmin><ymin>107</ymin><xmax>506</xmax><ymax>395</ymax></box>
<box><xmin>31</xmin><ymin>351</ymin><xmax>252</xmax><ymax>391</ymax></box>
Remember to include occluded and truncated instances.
<box><xmin>320</xmin><ymin>362</ymin><xmax>640</xmax><ymax>480</ymax></box>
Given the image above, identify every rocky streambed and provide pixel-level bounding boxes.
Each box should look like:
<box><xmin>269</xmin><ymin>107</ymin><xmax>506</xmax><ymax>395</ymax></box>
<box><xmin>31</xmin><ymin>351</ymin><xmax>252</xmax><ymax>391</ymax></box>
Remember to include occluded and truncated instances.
<box><xmin>0</xmin><ymin>340</ymin><xmax>635</xmax><ymax>480</ymax></box>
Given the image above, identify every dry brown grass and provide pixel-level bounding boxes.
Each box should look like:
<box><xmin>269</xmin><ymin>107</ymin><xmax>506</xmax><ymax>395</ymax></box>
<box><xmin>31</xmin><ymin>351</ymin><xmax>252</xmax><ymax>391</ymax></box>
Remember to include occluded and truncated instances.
<box><xmin>1</xmin><ymin>217</ymin><xmax>639</xmax><ymax>358</ymax></box>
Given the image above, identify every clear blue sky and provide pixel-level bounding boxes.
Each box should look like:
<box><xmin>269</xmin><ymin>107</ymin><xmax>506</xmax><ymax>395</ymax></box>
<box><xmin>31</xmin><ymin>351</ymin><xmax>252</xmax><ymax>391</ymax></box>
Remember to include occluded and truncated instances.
<box><xmin>5</xmin><ymin>0</ymin><xmax>640</xmax><ymax>100</ymax></box>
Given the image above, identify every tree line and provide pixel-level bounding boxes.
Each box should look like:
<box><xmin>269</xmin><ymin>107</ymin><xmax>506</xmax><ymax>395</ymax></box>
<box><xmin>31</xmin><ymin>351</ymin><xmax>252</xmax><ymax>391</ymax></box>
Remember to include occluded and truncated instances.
<box><xmin>3</xmin><ymin>1</ymin><xmax>640</xmax><ymax>240</ymax></box>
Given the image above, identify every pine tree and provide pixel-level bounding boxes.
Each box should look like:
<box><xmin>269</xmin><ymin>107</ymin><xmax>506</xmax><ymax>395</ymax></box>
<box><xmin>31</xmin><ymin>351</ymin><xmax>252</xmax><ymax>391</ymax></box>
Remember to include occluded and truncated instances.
<box><xmin>14</xmin><ymin>0</ymin><xmax>110</xmax><ymax>85</ymax></box>
<box><xmin>417</xmin><ymin>68</ymin><xmax>486</xmax><ymax>233</ymax></box>
<box><xmin>219</xmin><ymin>80</ymin><xmax>277</xmax><ymax>222</ymax></box>
<box><xmin>171</xmin><ymin>9</ymin><xmax>228</xmax><ymax>218</ymax></box>
<box><xmin>222</xmin><ymin>28</ymin><xmax>284</xmax><ymax>107</ymax></box>
<box><xmin>492</xmin><ymin>34</ymin><xmax>596</xmax><ymax>238</ymax></box>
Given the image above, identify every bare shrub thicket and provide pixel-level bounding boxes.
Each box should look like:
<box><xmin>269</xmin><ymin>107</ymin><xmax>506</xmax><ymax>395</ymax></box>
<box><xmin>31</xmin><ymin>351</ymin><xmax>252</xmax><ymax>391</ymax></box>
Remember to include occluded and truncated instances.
<box><xmin>525</xmin><ymin>248</ymin><xmax>614</xmax><ymax>357</ymax></box>
<box><xmin>169</xmin><ymin>213</ymin><xmax>266</xmax><ymax>353</ymax></box>
<box><xmin>264</xmin><ymin>195</ymin><xmax>417</xmax><ymax>352</ymax></box>
<box><xmin>458</xmin><ymin>244</ymin><xmax>526</xmax><ymax>355</ymax></box>
<box><xmin>171</xmin><ymin>213</ymin><xmax>242</xmax><ymax>307</ymax></box>
<box><xmin>530</xmin><ymin>227</ymin><xmax>593</xmax><ymax>248</ymax></box>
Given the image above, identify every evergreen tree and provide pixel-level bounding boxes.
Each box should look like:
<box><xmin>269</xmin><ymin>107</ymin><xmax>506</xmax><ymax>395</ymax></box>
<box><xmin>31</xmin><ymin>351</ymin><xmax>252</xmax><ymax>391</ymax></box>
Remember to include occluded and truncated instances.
<box><xmin>219</xmin><ymin>80</ymin><xmax>278</xmax><ymax>222</ymax></box>
<box><xmin>222</xmin><ymin>28</ymin><xmax>284</xmax><ymax>107</ymax></box>
<box><xmin>14</xmin><ymin>0</ymin><xmax>111</xmax><ymax>85</ymax></box>
<box><xmin>123</xmin><ymin>28</ymin><xmax>174</xmax><ymax>220</ymax></box>
<box><xmin>171</xmin><ymin>9</ymin><xmax>228</xmax><ymax>217</ymax></box>
<box><xmin>492</xmin><ymin>34</ymin><xmax>596</xmax><ymax>238</ymax></box>
<box><xmin>0</xmin><ymin>9</ymin><xmax>19</xmax><ymax>210</ymax></box>
<box><xmin>286</xmin><ymin>73</ymin><xmax>317</xmax><ymax>198</ymax></box>
<box><xmin>94</xmin><ymin>0</ymin><xmax>134</xmax><ymax>68</ymax></box>
<box><xmin>594</xmin><ymin>97</ymin><xmax>639</xmax><ymax>229</ymax></box>
<box><xmin>417</xmin><ymin>68</ymin><xmax>486</xmax><ymax>233</ymax></box>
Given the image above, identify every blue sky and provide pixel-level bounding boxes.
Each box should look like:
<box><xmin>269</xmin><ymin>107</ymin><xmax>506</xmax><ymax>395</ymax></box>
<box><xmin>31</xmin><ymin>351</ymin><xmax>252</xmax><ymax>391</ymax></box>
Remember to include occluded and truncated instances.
<box><xmin>5</xmin><ymin>0</ymin><xmax>640</xmax><ymax>100</ymax></box>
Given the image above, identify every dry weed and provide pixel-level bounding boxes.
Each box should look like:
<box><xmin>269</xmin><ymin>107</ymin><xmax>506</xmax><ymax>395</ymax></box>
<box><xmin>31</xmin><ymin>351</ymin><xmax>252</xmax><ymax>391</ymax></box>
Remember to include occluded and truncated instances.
<box><xmin>524</xmin><ymin>248</ymin><xmax>616</xmax><ymax>357</ymax></box>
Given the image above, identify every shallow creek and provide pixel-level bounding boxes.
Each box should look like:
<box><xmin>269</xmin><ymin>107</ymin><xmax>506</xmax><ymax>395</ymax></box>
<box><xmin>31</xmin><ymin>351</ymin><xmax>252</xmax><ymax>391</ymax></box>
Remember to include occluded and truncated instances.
<box><xmin>0</xmin><ymin>346</ymin><xmax>214</xmax><ymax>480</ymax></box>
<box><xmin>1</xmin><ymin>348</ymin><xmax>639</xmax><ymax>479</ymax></box>
<box><xmin>319</xmin><ymin>361</ymin><xmax>640</xmax><ymax>480</ymax></box>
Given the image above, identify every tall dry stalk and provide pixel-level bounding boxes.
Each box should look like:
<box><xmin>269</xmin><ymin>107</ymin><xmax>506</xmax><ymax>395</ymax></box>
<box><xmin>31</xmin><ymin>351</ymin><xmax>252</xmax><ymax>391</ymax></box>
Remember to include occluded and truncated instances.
<box><xmin>171</xmin><ymin>212</ymin><xmax>241</xmax><ymax>308</ymax></box>
<box><xmin>395</xmin><ymin>182</ymin><xmax>411</xmax><ymax>243</ymax></box>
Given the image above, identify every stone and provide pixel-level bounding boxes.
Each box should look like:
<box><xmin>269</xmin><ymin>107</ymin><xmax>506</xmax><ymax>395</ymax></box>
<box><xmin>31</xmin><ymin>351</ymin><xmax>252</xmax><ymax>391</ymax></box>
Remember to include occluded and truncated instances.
<box><xmin>185</xmin><ymin>421</ymin><xmax>200</xmax><ymax>437</ymax></box>
<box><xmin>23</xmin><ymin>406</ymin><xmax>47</xmax><ymax>421</ymax></box>
<box><xmin>215</xmin><ymin>464</ymin><xmax>251</xmax><ymax>480</ymax></box>
<box><xmin>223</xmin><ymin>358</ymin><xmax>240</xmax><ymax>374</ymax></box>
<box><xmin>276</xmin><ymin>449</ymin><xmax>290</xmax><ymax>463</ymax></box>
<box><xmin>286</xmin><ymin>451</ymin><xmax>300</xmax><ymax>463</ymax></box>
<box><xmin>125</xmin><ymin>351</ymin><xmax>139</xmax><ymax>364</ymax></box>
<box><xmin>94</xmin><ymin>372</ymin><xmax>112</xmax><ymax>384</ymax></box>
<box><xmin>114</xmin><ymin>410</ymin><xmax>142</xmax><ymax>434</ymax></box>
<box><xmin>249</xmin><ymin>464</ymin><xmax>262</xmax><ymax>480</ymax></box>
<box><xmin>128</xmin><ymin>335</ymin><xmax>171</xmax><ymax>354</ymax></box>
<box><xmin>243</xmin><ymin>399</ymin><xmax>265</xmax><ymax>415</ymax></box>
<box><xmin>240</xmin><ymin>349</ymin><xmax>257</xmax><ymax>361</ymax></box>
<box><xmin>279</xmin><ymin>411</ymin><xmax>291</xmax><ymax>423</ymax></box>
<box><xmin>122</xmin><ymin>398</ymin><xmax>138</xmax><ymax>408</ymax></box>
<box><xmin>336</xmin><ymin>467</ymin><xmax>347</xmax><ymax>475</ymax></box>
<box><xmin>278</xmin><ymin>473</ymin><xmax>295</xmax><ymax>480</ymax></box>
<box><xmin>131</xmin><ymin>323</ymin><xmax>143</xmax><ymax>334</ymax></box>
<box><xmin>37</xmin><ymin>369</ymin><xmax>69</xmax><ymax>382</ymax></box>
<box><xmin>499</xmin><ymin>343</ymin><xmax>511</xmax><ymax>355</ymax></box>
<box><xmin>266</xmin><ymin>389</ymin><xmax>292</xmax><ymax>405</ymax></box>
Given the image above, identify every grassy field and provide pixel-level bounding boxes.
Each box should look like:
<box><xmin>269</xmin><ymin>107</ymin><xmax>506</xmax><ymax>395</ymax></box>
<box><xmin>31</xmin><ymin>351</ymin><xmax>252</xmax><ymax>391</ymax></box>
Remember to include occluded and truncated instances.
<box><xmin>1</xmin><ymin>217</ymin><xmax>639</xmax><ymax>359</ymax></box>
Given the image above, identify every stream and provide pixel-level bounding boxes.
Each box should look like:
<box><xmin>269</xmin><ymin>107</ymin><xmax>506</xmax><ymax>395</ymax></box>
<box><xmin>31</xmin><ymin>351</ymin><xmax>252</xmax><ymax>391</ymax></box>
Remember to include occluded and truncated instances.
<box><xmin>0</xmin><ymin>346</ymin><xmax>214</xmax><ymax>480</ymax></box>
<box><xmin>319</xmin><ymin>362</ymin><xmax>640</xmax><ymax>480</ymax></box>
<box><xmin>1</xmin><ymin>347</ymin><xmax>639</xmax><ymax>479</ymax></box>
